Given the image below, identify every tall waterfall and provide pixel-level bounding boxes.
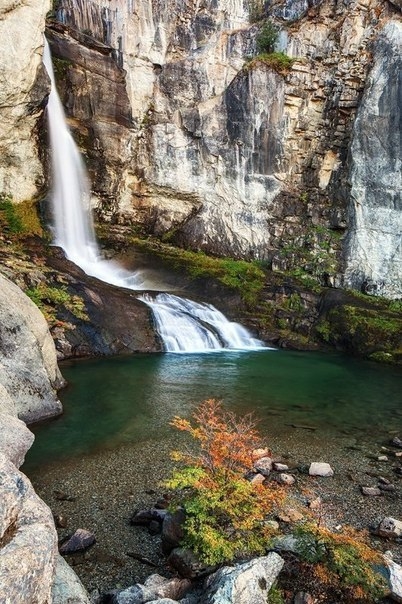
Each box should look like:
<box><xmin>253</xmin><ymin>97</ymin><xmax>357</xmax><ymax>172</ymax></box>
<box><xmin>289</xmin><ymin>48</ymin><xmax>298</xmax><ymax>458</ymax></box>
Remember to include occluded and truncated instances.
<box><xmin>43</xmin><ymin>39</ymin><xmax>266</xmax><ymax>353</ymax></box>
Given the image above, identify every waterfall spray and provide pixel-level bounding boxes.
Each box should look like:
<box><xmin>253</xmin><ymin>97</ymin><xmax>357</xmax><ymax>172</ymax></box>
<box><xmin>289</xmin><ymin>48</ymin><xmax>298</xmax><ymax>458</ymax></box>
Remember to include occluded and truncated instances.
<box><xmin>43</xmin><ymin>38</ymin><xmax>266</xmax><ymax>353</ymax></box>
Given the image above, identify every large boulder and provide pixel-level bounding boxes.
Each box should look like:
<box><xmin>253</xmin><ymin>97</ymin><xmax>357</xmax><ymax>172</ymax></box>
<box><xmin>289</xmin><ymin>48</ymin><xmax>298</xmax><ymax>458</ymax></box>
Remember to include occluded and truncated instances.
<box><xmin>51</xmin><ymin>554</ymin><xmax>90</xmax><ymax>603</ymax></box>
<box><xmin>204</xmin><ymin>553</ymin><xmax>284</xmax><ymax>603</ymax></box>
<box><xmin>0</xmin><ymin>274</ymin><xmax>64</xmax><ymax>423</ymax></box>
<box><xmin>0</xmin><ymin>453</ymin><xmax>58</xmax><ymax>604</ymax></box>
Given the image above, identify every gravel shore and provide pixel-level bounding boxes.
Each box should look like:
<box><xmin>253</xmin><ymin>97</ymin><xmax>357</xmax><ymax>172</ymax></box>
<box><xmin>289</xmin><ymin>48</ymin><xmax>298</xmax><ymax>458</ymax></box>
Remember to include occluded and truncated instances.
<box><xmin>28</xmin><ymin>422</ymin><xmax>402</xmax><ymax>595</ymax></box>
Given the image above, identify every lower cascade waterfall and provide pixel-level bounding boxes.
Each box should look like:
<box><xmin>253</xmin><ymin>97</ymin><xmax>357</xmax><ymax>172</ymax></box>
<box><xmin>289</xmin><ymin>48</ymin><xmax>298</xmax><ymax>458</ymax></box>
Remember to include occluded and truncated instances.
<box><xmin>43</xmin><ymin>38</ymin><xmax>266</xmax><ymax>354</ymax></box>
<box><xmin>139</xmin><ymin>294</ymin><xmax>266</xmax><ymax>352</ymax></box>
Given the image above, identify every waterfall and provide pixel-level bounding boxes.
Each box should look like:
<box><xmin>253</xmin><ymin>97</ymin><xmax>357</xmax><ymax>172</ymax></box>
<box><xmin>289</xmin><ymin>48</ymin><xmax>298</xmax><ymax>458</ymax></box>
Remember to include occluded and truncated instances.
<box><xmin>43</xmin><ymin>38</ymin><xmax>266</xmax><ymax>354</ymax></box>
<box><xmin>139</xmin><ymin>294</ymin><xmax>266</xmax><ymax>352</ymax></box>
<box><xmin>43</xmin><ymin>38</ymin><xmax>146</xmax><ymax>288</ymax></box>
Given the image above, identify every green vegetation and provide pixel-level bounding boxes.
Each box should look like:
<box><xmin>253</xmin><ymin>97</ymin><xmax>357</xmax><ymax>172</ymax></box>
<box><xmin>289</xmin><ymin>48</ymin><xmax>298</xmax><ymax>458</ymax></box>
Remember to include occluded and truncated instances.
<box><xmin>166</xmin><ymin>400</ymin><xmax>284</xmax><ymax>565</ymax></box>
<box><xmin>249</xmin><ymin>52</ymin><xmax>295</xmax><ymax>75</ymax></box>
<box><xmin>52</xmin><ymin>57</ymin><xmax>72</xmax><ymax>81</ymax></box>
<box><xmin>293</xmin><ymin>524</ymin><xmax>387</xmax><ymax>602</ymax></box>
<box><xmin>166</xmin><ymin>402</ymin><xmax>387</xmax><ymax>600</ymax></box>
<box><xmin>131</xmin><ymin>238</ymin><xmax>266</xmax><ymax>305</ymax></box>
<box><xmin>25</xmin><ymin>284</ymin><xmax>88</xmax><ymax>325</ymax></box>
<box><xmin>0</xmin><ymin>194</ymin><xmax>43</xmax><ymax>236</ymax></box>
<box><xmin>316</xmin><ymin>300</ymin><xmax>402</xmax><ymax>362</ymax></box>
<box><xmin>256</xmin><ymin>20</ymin><xmax>279</xmax><ymax>54</ymax></box>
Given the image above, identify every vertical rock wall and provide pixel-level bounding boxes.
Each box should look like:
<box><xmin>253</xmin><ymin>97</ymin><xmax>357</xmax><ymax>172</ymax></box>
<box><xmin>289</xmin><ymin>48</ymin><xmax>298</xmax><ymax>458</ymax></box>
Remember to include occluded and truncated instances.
<box><xmin>48</xmin><ymin>0</ymin><xmax>402</xmax><ymax>297</ymax></box>
<box><xmin>0</xmin><ymin>0</ymin><xmax>51</xmax><ymax>202</ymax></box>
<box><xmin>344</xmin><ymin>21</ymin><xmax>402</xmax><ymax>299</ymax></box>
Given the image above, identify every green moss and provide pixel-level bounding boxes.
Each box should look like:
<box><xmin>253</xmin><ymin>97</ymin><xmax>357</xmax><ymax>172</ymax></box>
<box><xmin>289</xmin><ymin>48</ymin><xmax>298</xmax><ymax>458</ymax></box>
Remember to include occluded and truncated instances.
<box><xmin>26</xmin><ymin>284</ymin><xmax>88</xmax><ymax>325</ymax></box>
<box><xmin>130</xmin><ymin>238</ymin><xmax>266</xmax><ymax>306</ymax></box>
<box><xmin>52</xmin><ymin>57</ymin><xmax>72</xmax><ymax>81</ymax></box>
<box><xmin>0</xmin><ymin>195</ymin><xmax>43</xmax><ymax>236</ymax></box>
<box><xmin>318</xmin><ymin>304</ymin><xmax>402</xmax><ymax>360</ymax></box>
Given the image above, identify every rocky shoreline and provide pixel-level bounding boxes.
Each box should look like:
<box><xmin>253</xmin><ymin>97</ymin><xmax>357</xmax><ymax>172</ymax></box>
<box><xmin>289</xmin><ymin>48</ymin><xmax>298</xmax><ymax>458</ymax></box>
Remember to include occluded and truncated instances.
<box><xmin>28</xmin><ymin>415</ymin><xmax>402</xmax><ymax>602</ymax></box>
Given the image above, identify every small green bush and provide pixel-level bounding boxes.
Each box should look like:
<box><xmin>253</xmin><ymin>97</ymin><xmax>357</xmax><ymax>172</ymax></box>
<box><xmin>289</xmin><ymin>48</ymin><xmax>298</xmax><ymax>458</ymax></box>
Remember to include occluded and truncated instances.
<box><xmin>256</xmin><ymin>20</ymin><xmax>279</xmax><ymax>54</ymax></box>
<box><xmin>166</xmin><ymin>400</ymin><xmax>284</xmax><ymax>566</ymax></box>
<box><xmin>0</xmin><ymin>194</ymin><xmax>43</xmax><ymax>236</ymax></box>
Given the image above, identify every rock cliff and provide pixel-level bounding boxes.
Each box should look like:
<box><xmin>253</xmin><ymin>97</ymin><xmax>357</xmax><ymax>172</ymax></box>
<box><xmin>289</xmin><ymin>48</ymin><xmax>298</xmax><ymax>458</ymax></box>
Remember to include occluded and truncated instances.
<box><xmin>0</xmin><ymin>275</ymin><xmax>89</xmax><ymax>603</ymax></box>
<box><xmin>1</xmin><ymin>0</ymin><xmax>401</xmax><ymax>298</ymax></box>
<box><xmin>43</xmin><ymin>0</ymin><xmax>401</xmax><ymax>298</ymax></box>
<box><xmin>0</xmin><ymin>0</ymin><xmax>50</xmax><ymax>202</ymax></box>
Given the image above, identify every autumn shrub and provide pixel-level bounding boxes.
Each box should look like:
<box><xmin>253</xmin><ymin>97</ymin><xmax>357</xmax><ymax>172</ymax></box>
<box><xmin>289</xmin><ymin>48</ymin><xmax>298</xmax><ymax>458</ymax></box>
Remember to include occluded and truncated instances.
<box><xmin>293</xmin><ymin>523</ymin><xmax>387</xmax><ymax>602</ymax></box>
<box><xmin>165</xmin><ymin>399</ymin><xmax>284</xmax><ymax>565</ymax></box>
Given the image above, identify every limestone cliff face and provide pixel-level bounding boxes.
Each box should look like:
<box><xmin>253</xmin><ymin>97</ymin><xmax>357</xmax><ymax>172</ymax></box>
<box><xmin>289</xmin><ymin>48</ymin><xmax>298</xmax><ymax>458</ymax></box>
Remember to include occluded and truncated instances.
<box><xmin>0</xmin><ymin>0</ymin><xmax>50</xmax><ymax>202</ymax></box>
<box><xmin>344</xmin><ymin>21</ymin><xmax>402</xmax><ymax>298</ymax></box>
<box><xmin>45</xmin><ymin>0</ymin><xmax>402</xmax><ymax>298</ymax></box>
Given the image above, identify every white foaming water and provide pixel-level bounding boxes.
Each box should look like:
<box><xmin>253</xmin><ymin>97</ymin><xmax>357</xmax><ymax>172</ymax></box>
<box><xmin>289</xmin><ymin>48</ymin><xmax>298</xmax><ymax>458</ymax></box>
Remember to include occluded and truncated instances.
<box><xmin>43</xmin><ymin>39</ymin><xmax>267</xmax><ymax>353</ymax></box>
<box><xmin>139</xmin><ymin>294</ymin><xmax>267</xmax><ymax>353</ymax></box>
<box><xmin>43</xmin><ymin>38</ymin><xmax>146</xmax><ymax>288</ymax></box>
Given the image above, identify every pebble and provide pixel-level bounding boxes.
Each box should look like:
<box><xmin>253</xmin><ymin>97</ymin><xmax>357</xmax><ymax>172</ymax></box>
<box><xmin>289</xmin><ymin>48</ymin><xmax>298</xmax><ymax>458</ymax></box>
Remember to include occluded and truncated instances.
<box><xmin>391</xmin><ymin>437</ymin><xmax>402</xmax><ymax>448</ymax></box>
<box><xmin>309</xmin><ymin>462</ymin><xmax>334</xmax><ymax>477</ymax></box>
<box><xmin>59</xmin><ymin>528</ymin><xmax>96</xmax><ymax>554</ymax></box>
<box><xmin>278</xmin><ymin>473</ymin><xmax>295</xmax><ymax>486</ymax></box>
<box><xmin>254</xmin><ymin>457</ymin><xmax>273</xmax><ymax>476</ymax></box>
<box><xmin>361</xmin><ymin>486</ymin><xmax>382</xmax><ymax>496</ymax></box>
<box><xmin>377</xmin><ymin>455</ymin><xmax>388</xmax><ymax>461</ymax></box>
<box><xmin>376</xmin><ymin>517</ymin><xmax>402</xmax><ymax>539</ymax></box>
<box><xmin>273</xmin><ymin>462</ymin><xmax>289</xmax><ymax>471</ymax></box>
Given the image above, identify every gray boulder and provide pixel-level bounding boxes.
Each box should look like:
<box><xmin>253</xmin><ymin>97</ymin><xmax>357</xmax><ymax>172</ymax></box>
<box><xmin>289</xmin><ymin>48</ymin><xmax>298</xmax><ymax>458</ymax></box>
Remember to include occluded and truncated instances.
<box><xmin>204</xmin><ymin>553</ymin><xmax>284</xmax><ymax>603</ymax></box>
<box><xmin>52</xmin><ymin>554</ymin><xmax>90</xmax><ymax>603</ymax></box>
<box><xmin>0</xmin><ymin>274</ymin><xmax>64</xmax><ymax>423</ymax></box>
<box><xmin>0</xmin><ymin>453</ymin><xmax>58</xmax><ymax>604</ymax></box>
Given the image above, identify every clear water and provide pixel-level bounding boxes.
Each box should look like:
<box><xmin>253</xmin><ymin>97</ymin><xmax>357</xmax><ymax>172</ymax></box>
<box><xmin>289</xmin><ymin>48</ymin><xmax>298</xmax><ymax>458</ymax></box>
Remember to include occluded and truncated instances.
<box><xmin>24</xmin><ymin>350</ymin><xmax>402</xmax><ymax>472</ymax></box>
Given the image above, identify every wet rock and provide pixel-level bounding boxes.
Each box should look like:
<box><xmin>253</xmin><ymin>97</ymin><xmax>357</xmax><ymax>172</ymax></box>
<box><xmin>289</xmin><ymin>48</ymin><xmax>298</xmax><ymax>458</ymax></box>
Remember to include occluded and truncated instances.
<box><xmin>254</xmin><ymin>457</ymin><xmax>273</xmax><ymax>476</ymax></box>
<box><xmin>391</xmin><ymin>437</ymin><xmax>402</xmax><ymax>449</ymax></box>
<box><xmin>59</xmin><ymin>529</ymin><xmax>96</xmax><ymax>554</ymax></box>
<box><xmin>376</xmin><ymin>518</ymin><xmax>402</xmax><ymax>539</ymax></box>
<box><xmin>361</xmin><ymin>486</ymin><xmax>382</xmax><ymax>496</ymax></box>
<box><xmin>379</xmin><ymin>483</ymin><xmax>396</xmax><ymax>492</ymax></box>
<box><xmin>204</xmin><ymin>553</ymin><xmax>284</xmax><ymax>604</ymax></box>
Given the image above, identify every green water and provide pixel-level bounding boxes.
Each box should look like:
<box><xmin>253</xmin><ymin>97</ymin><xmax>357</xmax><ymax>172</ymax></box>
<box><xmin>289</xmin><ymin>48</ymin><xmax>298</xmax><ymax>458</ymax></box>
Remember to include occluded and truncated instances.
<box><xmin>25</xmin><ymin>350</ymin><xmax>401</xmax><ymax>471</ymax></box>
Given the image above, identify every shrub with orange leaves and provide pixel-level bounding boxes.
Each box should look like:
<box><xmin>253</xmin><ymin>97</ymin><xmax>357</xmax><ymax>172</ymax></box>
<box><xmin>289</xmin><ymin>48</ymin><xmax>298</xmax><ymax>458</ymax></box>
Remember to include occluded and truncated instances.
<box><xmin>293</xmin><ymin>523</ymin><xmax>387</xmax><ymax>602</ymax></box>
<box><xmin>166</xmin><ymin>399</ymin><xmax>284</xmax><ymax>565</ymax></box>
